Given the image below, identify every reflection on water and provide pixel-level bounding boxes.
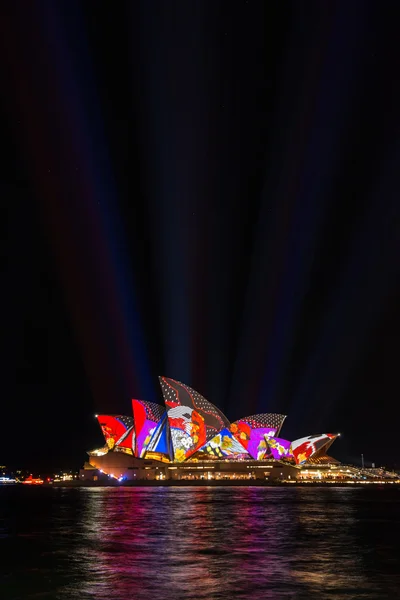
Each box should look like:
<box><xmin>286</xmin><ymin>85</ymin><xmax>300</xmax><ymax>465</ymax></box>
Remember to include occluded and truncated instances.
<box><xmin>1</xmin><ymin>486</ymin><xmax>400</xmax><ymax>599</ymax></box>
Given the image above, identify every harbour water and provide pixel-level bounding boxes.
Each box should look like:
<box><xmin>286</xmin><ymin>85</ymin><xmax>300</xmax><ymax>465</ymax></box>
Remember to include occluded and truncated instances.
<box><xmin>1</xmin><ymin>486</ymin><xmax>399</xmax><ymax>599</ymax></box>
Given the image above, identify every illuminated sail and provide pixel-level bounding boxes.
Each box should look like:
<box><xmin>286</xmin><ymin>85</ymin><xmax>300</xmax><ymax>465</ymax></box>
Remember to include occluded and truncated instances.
<box><xmin>115</xmin><ymin>427</ymin><xmax>135</xmax><ymax>455</ymax></box>
<box><xmin>264</xmin><ymin>435</ymin><xmax>293</xmax><ymax>460</ymax></box>
<box><xmin>230</xmin><ymin>414</ymin><xmax>286</xmax><ymax>460</ymax></box>
<box><xmin>290</xmin><ymin>434</ymin><xmax>337</xmax><ymax>464</ymax></box>
<box><xmin>195</xmin><ymin>428</ymin><xmax>250</xmax><ymax>459</ymax></box>
<box><xmin>96</xmin><ymin>415</ymin><xmax>133</xmax><ymax>451</ymax></box>
<box><xmin>132</xmin><ymin>399</ymin><xmax>166</xmax><ymax>458</ymax></box>
<box><xmin>145</xmin><ymin>414</ymin><xmax>173</xmax><ymax>458</ymax></box>
<box><xmin>159</xmin><ymin>377</ymin><xmax>230</xmax><ymax>462</ymax></box>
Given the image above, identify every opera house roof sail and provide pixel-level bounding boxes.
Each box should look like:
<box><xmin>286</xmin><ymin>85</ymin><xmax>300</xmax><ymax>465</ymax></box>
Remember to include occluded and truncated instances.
<box><xmin>92</xmin><ymin>377</ymin><xmax>339</xmax><ymax>467</ymax></box>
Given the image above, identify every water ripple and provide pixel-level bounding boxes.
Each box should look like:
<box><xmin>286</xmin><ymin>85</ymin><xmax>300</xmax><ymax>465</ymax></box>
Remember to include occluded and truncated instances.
<box><xmin>0</xmin><ymin>486</ymin><xmax>399</xmax><ymax>599</ymax></box>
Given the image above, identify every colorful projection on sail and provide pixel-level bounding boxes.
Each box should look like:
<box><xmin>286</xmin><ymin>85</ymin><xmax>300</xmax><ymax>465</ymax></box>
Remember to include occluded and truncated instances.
<box><xmin>230</xmin><ymin>414</ymin><xmax>285</xmax><ymax>460</ymax></box>
<box><xmin>290</xmin><ymin>434</ymin><xmax>337</xmax><ymax>464</ymax></box>
<box><xmin>159</xmin><ymin>377</ymin><xmax>230</xmax><ymax>462</ymax></box>
<box><xmin>264</xmin><ymin>436</ymin><xmax>292</xmax><ymax>460</ymax></box>
<box><xmin>197</xmin><ymin>428</ymin><xmax>250</xmax><ymax>459</ymax></box>
<box><xmin>97</xmin><ymin>415</ymin><xmax>133</xmax><ymax>450</ymax></box>
<box><xmin>145</xmin><ymin>414</ymin><xmax>171</xmax><ymax>457</ymax></box>
<box><xmin>115</xmin><ymin>427</ymin><xmax>135</xmax><ymax>455</ymax></box>
<box><xmin>241</xmin><ymin>414</ymin><xmax>286</xmax><ymax>435</ymax></box>
<box><xmin>132</xmin><ymin>399</ymin><xmax>166</xmax><ymax>458</ymax></box>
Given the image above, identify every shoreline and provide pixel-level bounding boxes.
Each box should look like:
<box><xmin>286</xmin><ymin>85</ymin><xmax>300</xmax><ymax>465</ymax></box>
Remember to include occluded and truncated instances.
<box><xmin>45</xmin><ymin>480</ymin><xmax>400</xmax><ymax>488</ymax></box>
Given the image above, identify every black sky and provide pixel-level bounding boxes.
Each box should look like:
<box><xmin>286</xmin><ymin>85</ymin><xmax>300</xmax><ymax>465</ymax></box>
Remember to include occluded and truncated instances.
<box><xmin>1</xmin><ymin>1</ymin><xmax>399</xmax><ymax>471</ymax></box>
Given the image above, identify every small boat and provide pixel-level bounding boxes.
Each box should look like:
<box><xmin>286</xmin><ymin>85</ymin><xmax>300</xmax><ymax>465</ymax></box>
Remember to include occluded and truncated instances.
<box><xmin>0</xmin><ymin>477</ymin><xmax>17</xmax><ymax>485</ymax></box>
<box><xmin>21</xmin><ymin>475</ymin><xmax>44</xmax><ymax>485</ymax></box>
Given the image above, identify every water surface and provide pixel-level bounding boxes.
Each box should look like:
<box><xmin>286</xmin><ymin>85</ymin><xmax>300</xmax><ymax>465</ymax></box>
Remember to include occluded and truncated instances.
<box><xmin>1</xmin><ymin>486</ymin><xmax>399</xmax><ymax>599</ymax></box>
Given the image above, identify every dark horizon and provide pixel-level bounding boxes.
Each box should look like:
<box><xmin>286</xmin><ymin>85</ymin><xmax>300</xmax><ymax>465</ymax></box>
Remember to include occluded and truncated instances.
<box><xmin>1</xmin><ymin>1</ymin><xmax>399</xmax><ymax>472</ymax></box>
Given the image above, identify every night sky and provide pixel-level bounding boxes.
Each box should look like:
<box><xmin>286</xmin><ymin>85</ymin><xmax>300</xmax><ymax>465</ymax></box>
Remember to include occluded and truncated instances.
<box><xmin>1</xmin><ymin>1</ymin><xmax>399</xmax><ymax>471</ymax></box>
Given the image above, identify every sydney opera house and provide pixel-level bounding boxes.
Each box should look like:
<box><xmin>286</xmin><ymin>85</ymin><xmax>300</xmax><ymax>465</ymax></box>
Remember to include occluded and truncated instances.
<box><xmin>83</xmin><ymin>377</ymin><xmax>339</xmax><ymax>482</ymax></box>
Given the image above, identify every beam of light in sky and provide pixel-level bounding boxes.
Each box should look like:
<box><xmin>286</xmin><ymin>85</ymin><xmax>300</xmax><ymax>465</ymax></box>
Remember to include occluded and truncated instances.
<box><xmin>0</xmin><ymin>3</ymin><xmax>155</xmax><ymax>407</ymax></box>
<box><xmin>292</xmin><ymin>145</ymin><xmax>400</xmax><ymax>430</ymax></box>
<box><xmin>229</xmin><ymin>3</ymin><xmax>367</xmax><ymax>418</ymax></box>
<box><xmin>131</xmin><ymin>2</ymin><xmax>215</xmax><ymax>385</ymax></box>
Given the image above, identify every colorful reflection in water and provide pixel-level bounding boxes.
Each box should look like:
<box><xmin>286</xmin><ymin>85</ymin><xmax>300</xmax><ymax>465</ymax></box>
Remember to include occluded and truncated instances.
<box><xmin>0</xmin><ymin>486</ymin><xmax>399</xmax><ymax>599</ymax></box>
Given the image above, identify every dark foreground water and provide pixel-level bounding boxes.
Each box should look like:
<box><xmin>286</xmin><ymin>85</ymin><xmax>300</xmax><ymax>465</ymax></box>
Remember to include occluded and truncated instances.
<box><xmin>0</xmin><ymin>486</ymin><xmax>400</xmax><ymax>599</ymax></box>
